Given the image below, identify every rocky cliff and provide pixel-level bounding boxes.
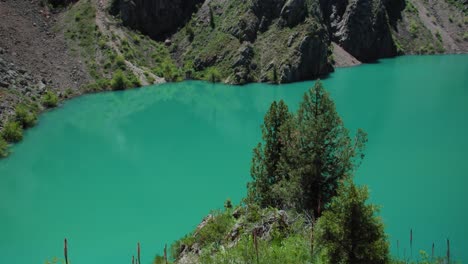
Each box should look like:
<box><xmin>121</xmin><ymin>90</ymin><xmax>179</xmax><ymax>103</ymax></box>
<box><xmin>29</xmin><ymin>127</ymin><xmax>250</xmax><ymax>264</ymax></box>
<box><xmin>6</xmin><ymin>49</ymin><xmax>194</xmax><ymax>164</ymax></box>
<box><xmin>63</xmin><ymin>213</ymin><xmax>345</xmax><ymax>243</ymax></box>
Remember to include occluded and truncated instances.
<box><xmin>110</xmin><ymin>0</ymin><xmax>467</xmax><ymax>84</ymax></box>
<box><xmin>321</xmin><ymin>0</ymin><xmax>399</xmax><ymax>62</ymax></box>
<box><xmin>110</xmin><ymin>0</ymin><xmax>204</xmax><ymax>40</ymax></box>
<box><xmin>110</xmin><ymin>0</ymin><xmax>407</xmax><ymax>83</ymax></box>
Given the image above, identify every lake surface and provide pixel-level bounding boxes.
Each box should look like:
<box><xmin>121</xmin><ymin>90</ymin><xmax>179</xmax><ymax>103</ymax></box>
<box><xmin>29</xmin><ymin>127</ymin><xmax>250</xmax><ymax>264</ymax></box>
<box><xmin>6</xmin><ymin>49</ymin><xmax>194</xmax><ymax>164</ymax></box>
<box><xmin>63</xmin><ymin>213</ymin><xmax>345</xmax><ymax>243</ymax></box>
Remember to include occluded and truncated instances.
<box><xmin>0</xmin><ymin>55</ymin><xmax>467</xmax><ymax>263</ymax></box>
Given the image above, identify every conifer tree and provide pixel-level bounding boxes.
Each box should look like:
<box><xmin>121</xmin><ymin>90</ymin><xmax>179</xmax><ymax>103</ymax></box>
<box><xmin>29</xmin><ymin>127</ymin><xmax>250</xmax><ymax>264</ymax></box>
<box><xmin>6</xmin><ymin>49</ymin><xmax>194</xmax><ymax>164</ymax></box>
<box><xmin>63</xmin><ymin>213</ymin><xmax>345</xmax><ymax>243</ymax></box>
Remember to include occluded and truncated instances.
<box><xmin>314</xmin><ymin>180</ymin><xmax>389</xmax><ymax>264</ymax></box>
<box><xmin>294</xmin><ymin>80</ymin><xmax>356</xmax><ymax>214</ymax></box>
<box><xmin>248</xmin><ymin>100</ymin><xmax>291</xmax><ymax>207</ymax></box>
<box><xmin>248</xmin><ymin>81</ymin><xmax>367</xmax><ymax>214</ymax></box>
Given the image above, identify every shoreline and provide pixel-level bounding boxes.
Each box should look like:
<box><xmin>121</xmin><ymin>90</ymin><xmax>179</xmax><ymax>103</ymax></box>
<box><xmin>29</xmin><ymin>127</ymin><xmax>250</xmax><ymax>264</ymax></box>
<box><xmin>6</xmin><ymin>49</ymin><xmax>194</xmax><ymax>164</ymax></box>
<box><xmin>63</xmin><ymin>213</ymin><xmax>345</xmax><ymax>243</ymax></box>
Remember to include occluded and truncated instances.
<box><xmin>1</xmin><ymin>53</ymin><xmax>467</xmax><ymax>158</ymax></box>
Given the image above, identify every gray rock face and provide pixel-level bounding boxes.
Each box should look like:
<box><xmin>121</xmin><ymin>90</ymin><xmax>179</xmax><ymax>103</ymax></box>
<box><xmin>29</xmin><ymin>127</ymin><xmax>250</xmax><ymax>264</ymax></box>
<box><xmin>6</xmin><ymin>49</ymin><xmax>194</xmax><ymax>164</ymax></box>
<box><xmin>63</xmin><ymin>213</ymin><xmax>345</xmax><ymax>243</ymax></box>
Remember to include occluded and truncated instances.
<box><xmin>321</xmin><ymin>0</ymin><xmax>397</xmax><ymax>62</ymax></box>
<box><xmin>116</xmin><ymin>0</ymin><xmax>405</xmax><ymax>84</ymax></box>
<box><xmin>232</xmin><ymin>43</ymin><xmax>256</xmax><ymax>84</ymax></box>
<box><xmin>252</xmin><ymin>0</ymin><xmax>286</xmax><ymax>32</ymax></box>
<box><xmin>280</xmin><ymin>0</ymin><xmax>307</xmax><ymax>27</ymax></box>
<box><xmin>280</xmin><ymin>27</ymin><xmax>332</xmax><ymax>82</ymax></box>
<box><xmin>227</xmin><ymin>12</ymin><xmax>260</xmax><ymax>42</ymax></box>
<box><xmin>111</xmin><ymin>0</ymin><xmax>204</xmax><ymax>40</ymax></box>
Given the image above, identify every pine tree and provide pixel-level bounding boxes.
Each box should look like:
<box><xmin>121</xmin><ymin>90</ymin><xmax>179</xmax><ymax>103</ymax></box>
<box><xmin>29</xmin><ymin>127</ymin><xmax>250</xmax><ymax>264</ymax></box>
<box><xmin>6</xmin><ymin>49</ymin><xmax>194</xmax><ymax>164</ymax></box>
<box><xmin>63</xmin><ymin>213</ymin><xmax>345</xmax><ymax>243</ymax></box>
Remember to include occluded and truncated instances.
<box><xmin>247</xmin><ymin>81</ymin><xmax>367</xmax><ymax>213</ymax></box>
<box><xmin>248</xmin><ymin>100</ymin><xmax>291</xmax><ymax>207</ymax></box>
<box><xmin>314</xmin><ymin>180</ymin><xmax>390</xmax><ymax>264</ymax></box>
<box><xmin>294</xmin><ymin>81</ymin><xmax>361</xmax><ymax>215</ymax></box>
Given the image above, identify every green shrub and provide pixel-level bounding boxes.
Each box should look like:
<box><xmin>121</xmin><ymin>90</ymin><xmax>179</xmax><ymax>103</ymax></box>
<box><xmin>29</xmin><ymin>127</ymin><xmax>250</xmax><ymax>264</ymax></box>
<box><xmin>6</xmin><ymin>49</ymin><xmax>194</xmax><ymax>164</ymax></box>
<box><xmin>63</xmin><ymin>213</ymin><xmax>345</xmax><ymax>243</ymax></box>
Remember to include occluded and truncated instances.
<box><xmin>409</xmin><ymin>20</ymin><xmax>419</xmax><ymax>37</ymax></box>
<box><xmin>127</xmin><ymin>72</ymin><xmax>141</xmax><ymax>87</ymax></box>
<box><xmin>419</xmin><ymin>44</ymin><xmax>436</xmax><ymax>54</ymax></box>
<box><xmin>42</xmin><ymin>91</ymin><xmax>59</xmax><ymax>108</ymax></box>
<box><xmin>98</xmin><ymin>39</ymin><xmax>107</xmax><ymax>49</ymax></box>
<box><xmin>186</xmin><ymin>23</ymin><xmax>195</xmax><ymax>42</ymax></box>
<box><xmin>132</xmin><ymin>35</ymin><xmax>141</xmax><ymax>44</ymax></box>
<box><xmin>206</xmin><ymin>67</ymin><xmax>221</xmax><ymax>83</ymax></box>
<box><xmin>115</xmin><ymin>55</ymin><xmax>126</xmax><ymax>70</ymax></box>
<box><xmin>314</xmin><ymin>181</ymin><xmax>389</xmax><ymax>264</ymax></box>
<box><xmin>195</xmin><ymin>211</ymin><xmax>235</xmax><ymax>247</ymax></box>
<box><xmin>435</xmin><ymin>31</ymin><xmax>443</xmax><ymax>42</ymax></box>
<box><xmin>405</xmin><ymin>1</ymin><xmax>418</xmax><ymax>14</ymax></box>
<box><xmin>1</xmin><ymin>121</ymin><xmax>23</xmax><ymax>143</ymax></box>
<box><xmin>154</xmin><ymin>59</ymin><xmax>182</xmax><ymax>82</ymax></box>
<box><xmin>0</xmin><ymin>136</ymin><xmax>9</xmax><ymax>158</ymax></box>
<box><xmin>111</xmin><ymin>70</ymin><xmax>132</xmax><ymax>90</ymax></box>
<box><xmin>14</xmin><ymin>105</ymin><xmax>37</xmax><ymax>128</ymax></box>
<box><xmin>65</xmin><ymin>88</ymin><xmax>74</xmax><ymax>98</ymax></box>
<box><xmin>84</xmin><ymin>78</ymin><xmax>111</xmax><ymax>92</ymax></box>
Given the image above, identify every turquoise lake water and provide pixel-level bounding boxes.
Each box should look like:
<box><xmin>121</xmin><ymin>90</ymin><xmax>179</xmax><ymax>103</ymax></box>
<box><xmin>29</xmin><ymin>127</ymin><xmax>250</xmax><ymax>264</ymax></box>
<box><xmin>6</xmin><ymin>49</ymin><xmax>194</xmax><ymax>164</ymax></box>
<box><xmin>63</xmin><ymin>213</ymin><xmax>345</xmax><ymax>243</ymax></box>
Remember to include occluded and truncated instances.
<box><xmin>0</xmin><ymin>55</ymin><xmax>467</xmax><ymax>263</ymax></box>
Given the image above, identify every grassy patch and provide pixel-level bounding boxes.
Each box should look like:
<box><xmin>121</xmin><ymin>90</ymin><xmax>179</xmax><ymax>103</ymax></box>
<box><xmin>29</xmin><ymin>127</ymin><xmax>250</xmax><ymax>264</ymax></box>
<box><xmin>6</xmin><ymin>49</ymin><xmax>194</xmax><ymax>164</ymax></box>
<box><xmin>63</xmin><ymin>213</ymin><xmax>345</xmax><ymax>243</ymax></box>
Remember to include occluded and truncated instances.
<box><xmin>14</xmin><ymin>105</ymin><xmax>37</xmax><ymax>128</ymax></box>
<box><xmin>405</xmin><ymin>1</ymin><xmax>419</xmax><ymax>14</ymax></box>
<box><xmin>63</xmin><ymin>0</ymin><xmax>100</xmax><ymax>78</ymax></box>
<box><xmin>1</xmin><ymin>121</ymin><xmax>23</xmax><ymax>143</ymax></box>
<box><xmin>42</xmin><ymin>91</ymin><xmax>59</xmax><ymax>108</ymax></box>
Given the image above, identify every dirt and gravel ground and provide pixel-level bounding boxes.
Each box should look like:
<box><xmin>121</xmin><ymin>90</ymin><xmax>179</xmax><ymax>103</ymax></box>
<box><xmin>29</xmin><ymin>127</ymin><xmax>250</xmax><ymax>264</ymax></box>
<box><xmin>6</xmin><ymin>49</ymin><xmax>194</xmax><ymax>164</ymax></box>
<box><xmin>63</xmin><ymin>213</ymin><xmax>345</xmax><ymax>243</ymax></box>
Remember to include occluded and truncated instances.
<box><xmin>0</xmin><ymin>0</ymin><xmax>90</xmax><ymax>89</ymax></box>
<box><xmin>0</xmin><ymin>0</ymin><xmax>90</xmax><ymax>126</ymax></box>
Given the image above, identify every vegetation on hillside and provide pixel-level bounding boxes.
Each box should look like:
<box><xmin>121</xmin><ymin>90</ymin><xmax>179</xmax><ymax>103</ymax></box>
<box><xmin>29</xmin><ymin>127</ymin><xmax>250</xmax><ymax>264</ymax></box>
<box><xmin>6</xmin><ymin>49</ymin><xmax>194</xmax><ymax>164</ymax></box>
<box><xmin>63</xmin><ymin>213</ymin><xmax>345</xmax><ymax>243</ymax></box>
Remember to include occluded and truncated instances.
<box><xmin>42</xmin><ymin>91</ymin><xmax>59</xmax><ymax>108</ymax></box>
<box><xmin>14</xmin><ymin>105</ymin><xmax>37</xmax><ymax>128</ymax></box>
<box><xmin>170</xmin><ymin>0</ymin><xmax>331</xmax><ymax>84</ymax></box>
<box><xmin>1</xmin><ymin>120</ymin><xmax>23</xmax><ymax>143</ymax></box>
<box><xmin>61</xmin><ymin>0</ymin><xmax>177</xmax><ymax>92</ymax></box>
<box><xmin>0</xmin><ymin>100</ymin><xmax>54</xmax><ymax>158</ymax></box>
<box><xmin>392</xmin><ymin>0</ymin><xmax>445</xmax><ymax>54</ymax></box>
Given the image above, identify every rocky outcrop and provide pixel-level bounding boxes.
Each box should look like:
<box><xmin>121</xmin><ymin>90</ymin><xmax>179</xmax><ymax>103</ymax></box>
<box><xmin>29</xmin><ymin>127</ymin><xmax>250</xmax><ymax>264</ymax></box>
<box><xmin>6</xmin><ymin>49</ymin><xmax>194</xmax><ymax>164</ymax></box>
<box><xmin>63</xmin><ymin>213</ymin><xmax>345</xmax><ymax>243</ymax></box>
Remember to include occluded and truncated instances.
<box><xmin>168</xmin><ymin>0</ymin><xmax>333</xmax><ymax>84</ymax></box>
<box><xmin>111</xmin><ymin>0</ymin><xmax>466</xmax><ymax>84</ymax></box>
<box><xmin>110</xmin><ymin>0</ymin><xmax>404</xmax><ymax>83</ymax></box>
<box><xmin>321</xmin><ymin>0</ymin><xmax>398</xmax><ymax>62</ymax></box>
<box><xmin>231</xmin><ymin>43</ymin><xmax>256</xmax><ymax>84</ymax></box>
<box><xmin>279</xmin><ymin>0</ymin><xmax>307</xmax><ymax>27</ymax></box>
<box><xmin>111</xmin><ymin>0</ymin><xmax>204</xmax><ymax>40</ymax></box>
<box><xmin>282</xmin><ymin>39</ymin><xmax>330</xmax><ymax>81</ymax></box>
<box><xmin>227</xmin><ymin>12</ymin><xmax>260</xmax><ymax>42</ymax></box>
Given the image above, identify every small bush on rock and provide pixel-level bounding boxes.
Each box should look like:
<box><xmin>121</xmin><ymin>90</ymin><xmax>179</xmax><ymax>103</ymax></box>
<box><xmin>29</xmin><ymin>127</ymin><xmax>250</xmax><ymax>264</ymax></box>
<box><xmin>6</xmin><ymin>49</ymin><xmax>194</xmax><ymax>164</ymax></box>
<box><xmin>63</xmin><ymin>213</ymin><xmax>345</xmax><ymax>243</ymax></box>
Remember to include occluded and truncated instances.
<box><xmin>42</xmin><ymin>91</ymin><xmax>59</xmax><ymax>108</ymax></box>
<box><xmin>15</xmin><ymin>105</ymin><xmax>37</xmax><ymax>128</ymax></box>
<box><xmin>2</xmin><ymin>121</ymin><xmax>23</xmax><ymax>143</ymax></box>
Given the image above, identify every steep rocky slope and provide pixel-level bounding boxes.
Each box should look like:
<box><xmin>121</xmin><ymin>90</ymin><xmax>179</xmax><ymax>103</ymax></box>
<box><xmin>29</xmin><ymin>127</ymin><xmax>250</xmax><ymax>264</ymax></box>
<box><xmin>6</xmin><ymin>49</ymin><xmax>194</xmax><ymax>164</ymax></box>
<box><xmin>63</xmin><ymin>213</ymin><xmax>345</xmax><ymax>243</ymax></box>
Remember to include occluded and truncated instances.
<box><xmin>393</xmin><ymin>0</ymin><xmax>468</xmax><ymax>54</ymax></box>
<box><xmin>168</xmin><ymin>0</ymin><xmax>401</xmax><ymax>84</ymax></box>
<box><xmin>111</xmin><ymin>0</ymin><xmax>466</xmax><ymax>84</ymax></box>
